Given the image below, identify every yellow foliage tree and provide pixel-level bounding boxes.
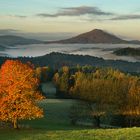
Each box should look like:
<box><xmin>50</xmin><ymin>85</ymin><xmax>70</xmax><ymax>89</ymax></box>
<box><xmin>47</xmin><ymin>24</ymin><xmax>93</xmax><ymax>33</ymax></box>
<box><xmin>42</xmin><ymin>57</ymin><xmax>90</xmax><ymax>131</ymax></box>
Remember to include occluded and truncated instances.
<box><xmin>0</xmin><ymin>60</ymin><xmax>44</xmax><ymax>129</ymax></box>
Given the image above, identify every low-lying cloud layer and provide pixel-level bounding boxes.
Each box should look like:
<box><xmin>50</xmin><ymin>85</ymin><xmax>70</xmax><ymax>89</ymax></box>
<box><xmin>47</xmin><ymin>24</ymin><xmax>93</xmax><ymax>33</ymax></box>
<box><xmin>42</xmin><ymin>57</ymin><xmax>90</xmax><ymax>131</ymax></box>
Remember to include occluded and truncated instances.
<box><xmin>37</xmin><ymin>6</ymin><xmax>114</xmax><ymax>17</ymax></box>
<box><xmin>0</xmin><ymin>29</ymin><xmax>19</xmax><ymax>34</ymax></box>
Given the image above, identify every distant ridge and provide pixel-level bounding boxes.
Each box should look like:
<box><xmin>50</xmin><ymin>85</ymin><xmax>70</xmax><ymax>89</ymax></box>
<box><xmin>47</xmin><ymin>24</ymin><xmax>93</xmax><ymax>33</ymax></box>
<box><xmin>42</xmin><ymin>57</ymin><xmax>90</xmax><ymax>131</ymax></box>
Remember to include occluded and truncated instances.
<box><xmin>0</xmin><ymin>52</ymin><xmax>139</xmax><ymax>73</ymax></box>
<box><xmin>1</xmin><ymin>29</ymin><xmax>140</xmax><ymax>45</ymax></box>
<box><xmin>46</xmin><ymin>29</ymin><xmax>140</xmax><ymax>44</ymax></box>
<box><xmin>0</xmin><ymin>35</ymin><xmax>42</xmax><ymax>46</ymax></box>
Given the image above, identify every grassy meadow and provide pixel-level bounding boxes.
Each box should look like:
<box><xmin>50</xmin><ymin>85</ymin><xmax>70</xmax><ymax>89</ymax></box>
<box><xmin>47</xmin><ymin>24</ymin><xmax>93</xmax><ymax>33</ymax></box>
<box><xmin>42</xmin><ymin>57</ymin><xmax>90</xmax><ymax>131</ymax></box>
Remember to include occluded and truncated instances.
<box><xmin>0</xmin><ymin>98</ymin><xmax>140</xmax><ymax>140</ymax></box>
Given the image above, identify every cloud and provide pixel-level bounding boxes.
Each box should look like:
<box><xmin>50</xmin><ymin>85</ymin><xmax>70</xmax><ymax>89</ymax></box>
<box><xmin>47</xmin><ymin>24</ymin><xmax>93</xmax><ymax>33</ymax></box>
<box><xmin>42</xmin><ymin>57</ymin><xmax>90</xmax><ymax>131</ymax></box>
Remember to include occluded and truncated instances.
<box><xmin>37</xmin><ymin>6</ymin><xmax>114</xmax><ymax>18</ymax></box>
<box><xmin>9</xmin><ymin>15</ymin><xmax>27</xmax><ymax>18</ymax></box>
<box><xmin>15</xmin><ymin>15</ymin><xmax>27</xmax><ymax>18</ymax></box>
<box><xmin>111</xmin><ymin>14</ymin><xmax>140</xmax><ymax>20</ymax></box>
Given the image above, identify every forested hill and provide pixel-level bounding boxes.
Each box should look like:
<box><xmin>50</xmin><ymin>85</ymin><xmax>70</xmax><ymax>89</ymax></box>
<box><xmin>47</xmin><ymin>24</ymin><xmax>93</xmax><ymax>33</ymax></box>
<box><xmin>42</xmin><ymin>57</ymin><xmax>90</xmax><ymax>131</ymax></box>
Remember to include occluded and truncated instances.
<box><xmin>113</xmin><ymin>47</ymin><xmax>140</xmax><ymax>57</ymax></box>
<box><xmin>0</xmin><ymin>52</ymin><xmax>140</xmax><ymax>73</ymax></box>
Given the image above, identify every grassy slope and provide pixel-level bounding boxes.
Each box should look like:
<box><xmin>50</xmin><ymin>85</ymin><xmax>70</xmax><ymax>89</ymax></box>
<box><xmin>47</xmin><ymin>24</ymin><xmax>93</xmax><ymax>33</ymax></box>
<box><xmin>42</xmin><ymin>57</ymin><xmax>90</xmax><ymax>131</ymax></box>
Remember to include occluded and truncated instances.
<box><xmin>0</xmin><ymin>99</ymin><xmax>140</xmax><ymax>140</ymax></box>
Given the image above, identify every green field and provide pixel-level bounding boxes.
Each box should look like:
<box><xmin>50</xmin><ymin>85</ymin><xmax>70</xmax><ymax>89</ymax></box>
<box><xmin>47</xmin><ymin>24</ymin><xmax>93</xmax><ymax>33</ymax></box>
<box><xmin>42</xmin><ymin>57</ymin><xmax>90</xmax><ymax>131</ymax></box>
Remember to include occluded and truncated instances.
<box><xmin>0</xmin><ymin>99</ymin><xmax>140</xmax><ymax>140</ymax></box>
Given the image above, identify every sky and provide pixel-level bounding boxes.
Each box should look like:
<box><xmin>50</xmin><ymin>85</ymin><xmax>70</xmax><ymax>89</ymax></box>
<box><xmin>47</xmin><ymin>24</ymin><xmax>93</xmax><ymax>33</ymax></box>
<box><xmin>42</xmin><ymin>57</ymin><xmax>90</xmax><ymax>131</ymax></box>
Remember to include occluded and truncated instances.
<box><xmin>0</xmin><ymin>0</ymin><xmax>140</xmax><ymax>40</ymax></box>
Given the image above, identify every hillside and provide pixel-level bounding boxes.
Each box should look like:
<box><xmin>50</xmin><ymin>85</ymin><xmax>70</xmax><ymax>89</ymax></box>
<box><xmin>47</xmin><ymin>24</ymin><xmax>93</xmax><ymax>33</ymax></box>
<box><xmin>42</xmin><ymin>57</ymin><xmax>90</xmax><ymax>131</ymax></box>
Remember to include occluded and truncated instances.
<box><xmin>113</xmin><ymin>47</ymin><xmax>140</xmax><ymax>57</ymax></box>
<box><xmin>0</xmin><ymin>52</ymin><xmax>140</xmax><ymax>73</ymax></box>
<box><xmin>0</xmin><ymin>35</ymin><xmax>42</xmax><ymax>46</ymax></box>
<box><xmin>46</xmin><ymin>29</ymin><xmax>140</xmax><ymax>44</ymax></box>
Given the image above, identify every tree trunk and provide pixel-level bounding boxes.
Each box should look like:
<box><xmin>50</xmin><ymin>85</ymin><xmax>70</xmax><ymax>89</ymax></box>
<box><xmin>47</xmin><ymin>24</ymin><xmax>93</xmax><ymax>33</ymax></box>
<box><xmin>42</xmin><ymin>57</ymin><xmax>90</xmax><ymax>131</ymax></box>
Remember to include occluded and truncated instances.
<box><xmin>94</xmin><ymin>116</ymin><xmax>100</xmax><ymax>128</ymax></box>
<box><xmin>13</xmin><ymin>119</ymin><xmax>18</xmax><ymax>129</ymax></box>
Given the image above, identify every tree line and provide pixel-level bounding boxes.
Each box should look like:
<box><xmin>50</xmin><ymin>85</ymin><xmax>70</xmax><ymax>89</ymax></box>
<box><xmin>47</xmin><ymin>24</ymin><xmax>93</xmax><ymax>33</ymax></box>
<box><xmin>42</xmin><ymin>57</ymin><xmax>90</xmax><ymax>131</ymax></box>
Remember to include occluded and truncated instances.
<box><xmin>53</xmin><ymin>66</ymin><xmax>140</xmax><ymax>127</ymax></box>
<box><xmin>0</xmin><ymin>52</ymin><xmax>139</xmax><ymax>73</ymax></box>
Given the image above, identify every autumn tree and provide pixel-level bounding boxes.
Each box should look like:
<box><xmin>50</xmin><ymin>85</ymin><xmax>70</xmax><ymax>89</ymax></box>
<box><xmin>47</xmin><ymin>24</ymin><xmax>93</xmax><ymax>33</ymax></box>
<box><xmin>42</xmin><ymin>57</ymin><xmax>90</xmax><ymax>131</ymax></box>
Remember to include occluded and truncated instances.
<box><xmin>35</xmin><ymin>67</ymin><xmax>42</xmax><ymax>80</ymax></box>
<box><xmin>121</xmin><ymin>77</ymin><xmax>140</xmax><ymax>126</ymax></box>
<box><xmin>70</xmin><ymin>69</ymin><xmax>131</xmax><ymax>127</ymax></box>
<box><xmin>35</xmin><ymin>66</ymin><xmax>53</xmax><ymax>82</ymax></box>
<box><xmin>53</xmin><ymin>66</ymin><xmax>70</xmax><ymax>98</ymax></box>
<box><xmin>0</xmin><ymin>60</ymin><xmax>44</xmax><ymax>129</ymax></box>
<box><xmin>70</xmin><ymin>72</ymin><xmax>107</xmax><ymax>127</ymax></box>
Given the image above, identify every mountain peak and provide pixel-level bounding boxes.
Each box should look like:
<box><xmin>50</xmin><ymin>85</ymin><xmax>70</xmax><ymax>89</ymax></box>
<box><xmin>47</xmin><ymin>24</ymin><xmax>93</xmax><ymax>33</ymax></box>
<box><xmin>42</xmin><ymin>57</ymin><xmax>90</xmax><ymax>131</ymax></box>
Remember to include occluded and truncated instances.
<box><xmin>91</xmin><ymin>29</ymin><xmax>104</xmax><ymax>32</ymax></box>
<box><xmin>46</xmin><ymin>29</ymin><xmax>140</xmax><ymax>44</ymax></box>
<box><xmin>53</xmin><ymin>29</ymin><xmax>125</xmax><ymax>44</ymax></box>
<box><xmin>83</xmin><ymin>29</ymin><xmax>110</xmax><ymax>37</ymax></box>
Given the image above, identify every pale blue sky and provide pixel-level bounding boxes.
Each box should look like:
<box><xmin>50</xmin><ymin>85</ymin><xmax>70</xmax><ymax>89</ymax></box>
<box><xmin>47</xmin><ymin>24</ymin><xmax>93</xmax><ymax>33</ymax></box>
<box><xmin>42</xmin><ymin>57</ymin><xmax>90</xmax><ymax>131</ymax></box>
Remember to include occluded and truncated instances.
<box><xmin>0</xmin><ymin>0</ymin><xmax>140</xmax><ymax>15</ymax></box>
<box><xmin>0</xmin><ymin>0</ymin><xmax>140</xmax><ymax>39</ymax></box>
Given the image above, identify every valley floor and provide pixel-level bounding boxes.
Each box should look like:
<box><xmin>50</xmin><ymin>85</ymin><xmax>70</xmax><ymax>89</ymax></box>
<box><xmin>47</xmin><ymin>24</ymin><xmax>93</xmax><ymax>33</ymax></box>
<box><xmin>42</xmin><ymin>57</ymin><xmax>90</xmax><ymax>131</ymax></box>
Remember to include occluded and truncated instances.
<box><xmin>0</xmin><ymin>99</ymin><xmax>140</xmax><ymax>140</ymax></box>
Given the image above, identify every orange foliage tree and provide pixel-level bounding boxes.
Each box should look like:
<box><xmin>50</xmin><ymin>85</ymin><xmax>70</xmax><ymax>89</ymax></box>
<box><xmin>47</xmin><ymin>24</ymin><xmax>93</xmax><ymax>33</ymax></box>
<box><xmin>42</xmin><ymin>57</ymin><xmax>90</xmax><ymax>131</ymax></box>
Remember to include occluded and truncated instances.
<box><xmin>0</xmin><ymin>60</ymin><xmax>44</xmax><ymax>129</ymax></box>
